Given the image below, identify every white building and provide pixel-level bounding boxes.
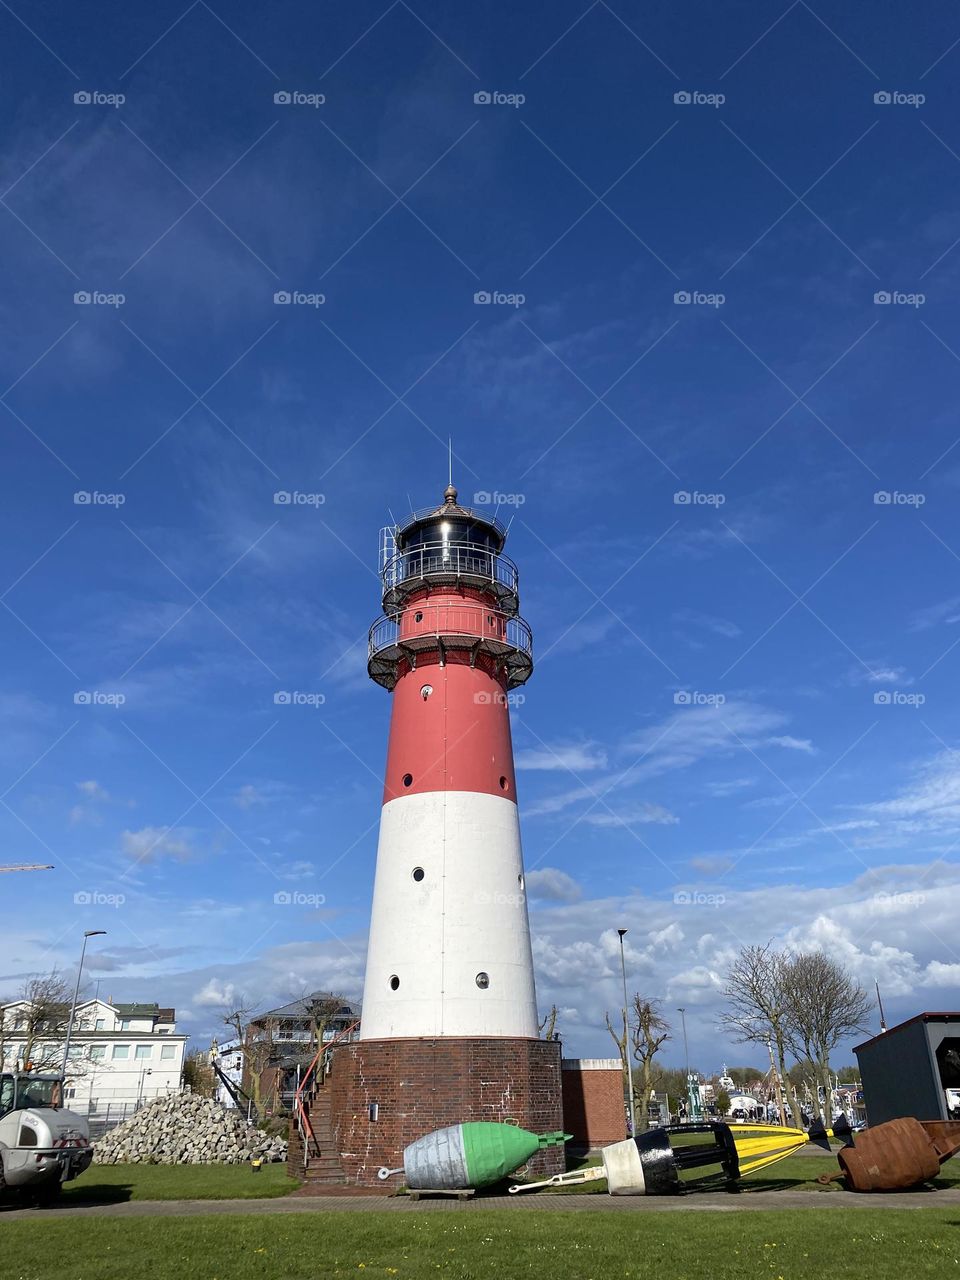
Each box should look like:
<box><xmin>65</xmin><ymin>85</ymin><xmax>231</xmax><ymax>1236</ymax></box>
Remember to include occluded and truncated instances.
<box><xmin>1</xmin><ymin>997</ymin><xmax>187</xmax><ymax>1123</ymax></box>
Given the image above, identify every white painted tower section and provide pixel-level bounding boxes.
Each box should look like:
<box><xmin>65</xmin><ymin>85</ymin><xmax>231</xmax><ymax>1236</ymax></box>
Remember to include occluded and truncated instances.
<box><xmin>360</xmin><ymin>789</ymin><xmax>538</xmax><ymax>1039</ymax></box>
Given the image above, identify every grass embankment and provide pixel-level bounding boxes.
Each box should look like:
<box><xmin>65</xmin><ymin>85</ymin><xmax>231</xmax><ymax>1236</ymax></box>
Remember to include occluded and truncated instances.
<box><xmin>58</xmin><ymin>1161</ymin><xmax>300</xmax><ymax>1203</ymax></box>
<box><xmin>4</xmin><ymin>1210</ymin><xmax>960</xmax><ymax>1279</ymax></box>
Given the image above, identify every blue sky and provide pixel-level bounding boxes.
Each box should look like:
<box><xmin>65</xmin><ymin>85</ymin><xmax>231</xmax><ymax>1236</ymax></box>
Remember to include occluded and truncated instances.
<box><xmin>2</xmin><ymin>0</ymin><xmax>960</xmax><ymax>1073</ymax></box>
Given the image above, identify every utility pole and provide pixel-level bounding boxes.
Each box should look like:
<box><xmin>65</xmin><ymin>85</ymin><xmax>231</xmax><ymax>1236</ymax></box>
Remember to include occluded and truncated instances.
<box><xmin>617</xmin><ymin>929</ymin><xmax>637</xmax><ymax>1136</ymax></box>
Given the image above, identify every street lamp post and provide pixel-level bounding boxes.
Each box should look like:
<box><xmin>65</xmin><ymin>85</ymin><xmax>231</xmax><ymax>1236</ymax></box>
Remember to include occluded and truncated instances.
<box><xmin>61</xmin><ymin>930</ymin><xmax>106</xmax><ymax>1080</ymax></box>
<box><xmin>617</xmin><ymin>928</ymin><xmax>637</xmax><ymax>1137</ymax></box>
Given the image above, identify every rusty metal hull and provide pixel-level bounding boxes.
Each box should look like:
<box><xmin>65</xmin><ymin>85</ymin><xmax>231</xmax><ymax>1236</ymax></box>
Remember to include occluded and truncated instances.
<box><xmin>838</xmin><ymin>1117</ymin><xmax>960</xmax><ymax>1191</ymax></box>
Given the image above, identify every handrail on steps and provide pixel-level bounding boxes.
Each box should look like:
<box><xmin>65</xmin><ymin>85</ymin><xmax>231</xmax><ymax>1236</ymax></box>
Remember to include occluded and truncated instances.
<box><xmin>293</xmin><ymin>1020</ymin><xmax>360</xmax><ymax>1166</ymax></box>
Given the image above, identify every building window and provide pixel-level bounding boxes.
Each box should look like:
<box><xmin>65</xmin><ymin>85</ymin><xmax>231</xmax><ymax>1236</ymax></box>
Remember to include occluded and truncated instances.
<box><xmin>113</xmin><ymin>1045</ymin><xmax>130</xmax><ymax>1060</ymax></box>
<box><xmin>160</xmin><ymin>1045</ymin><xmax>176</xmax><ymax>1060</ymax></box>
<box><xmin>136</xmin><ymin>1045</ymin><xmax>152</xmax><ymax>1060</ymax></box>
<box><xmin>95</xmin><ymin>1019</ymin><xmax>106</xmax><ymax>1030</ymax></box>
<box><xmin>89</xmin><ymin>1046</ymin><xmax>106</xmax><ymax>1061</ymax></box>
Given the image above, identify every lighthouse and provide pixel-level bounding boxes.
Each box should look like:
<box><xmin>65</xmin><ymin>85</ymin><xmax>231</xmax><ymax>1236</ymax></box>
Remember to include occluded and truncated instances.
<box><xmin>328</xmin><ymin>484</ymin><xmax>564</xmax><ymax>1185</ymax></box>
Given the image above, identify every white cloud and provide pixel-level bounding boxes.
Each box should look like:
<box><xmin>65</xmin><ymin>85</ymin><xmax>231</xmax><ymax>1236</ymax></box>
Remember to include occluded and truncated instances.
<box><xmin>121</xmin><ymin>826</ymin><xmax>195</xmax><ymax>864</ymax></box>
<box><xmin>77</xmin><ymin>780</ymin><xmax>109</xmax><ymax>801</ymax></box>
<box><xmin>767</xmin><ymin>735</ymin><xmax>816</xmax><ymax>754</ymax></box>
<box><xmin>233</xmin><ymin>784</ymin><xmax>266</xmax><ymax>809</ymax></box>
<box><xmin>194</xmin><ymin>979</ymin><xmax>238</xmax><ymax>1009</ymax></box>
<box><xmin>526</xmin><ymin>868</ymin><xmax>582</xmax><ymax>903</ymax></box>
<box><xmin>516</xmin><ymin>743</ymin><xmax>608</xmax><ymax>772</ymax></box>
<box><xmin>581</xmin><ymin>803</ymin><xmax>678</xmax><ymax>827</ymax></box>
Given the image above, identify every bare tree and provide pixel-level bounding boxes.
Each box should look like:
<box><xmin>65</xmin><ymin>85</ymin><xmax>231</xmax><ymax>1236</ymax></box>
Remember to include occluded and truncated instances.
<box><xmin>221</xmin><ymin>996</ymin><xmax>276</xmax><ymax>1114</ymax></box>
<box><xmin>605</xmin><ymin>994</ymin><xmax>671</xmax><ymax>1132</ymax></box>
<box><xmin>782</xmin><ymin>952</ymin><xmax>873</xmax><ymax>1120</ymax></box>
<box><xmin>720</xmin><ymin>944</ymin><xmax>802</xmax><ymax>1126</ymax></box>
<box><xmin>630</xmin><ymin>997</ymin><xmax>670</xmax><ymax>1132</ymax></box>
<box><xmin>538</xmin><ymin>1005</ymin><xmax>559</xmax><ymax>1041</ymax></box>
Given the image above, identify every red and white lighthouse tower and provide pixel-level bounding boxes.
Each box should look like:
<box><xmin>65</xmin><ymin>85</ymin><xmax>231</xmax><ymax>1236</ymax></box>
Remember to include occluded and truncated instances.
<box><xmin>329</xmin><ymin>485</ymin><xmax>564</xmax><ymax>1185</ymax></box>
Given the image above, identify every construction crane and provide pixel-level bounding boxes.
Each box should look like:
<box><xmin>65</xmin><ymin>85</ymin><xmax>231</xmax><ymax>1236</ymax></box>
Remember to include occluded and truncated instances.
<box><xmin>0</xmin><ymin>864</ymin><xmax>54</xmax><ymax>873</ymax></box>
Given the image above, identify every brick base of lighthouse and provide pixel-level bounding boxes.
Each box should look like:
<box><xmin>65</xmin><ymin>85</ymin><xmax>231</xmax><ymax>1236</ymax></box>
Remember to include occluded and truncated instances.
<box><xmin>328</xmin><ymin>1038</ymin><xmax>564</xmax><ymax>1187</ymax></box>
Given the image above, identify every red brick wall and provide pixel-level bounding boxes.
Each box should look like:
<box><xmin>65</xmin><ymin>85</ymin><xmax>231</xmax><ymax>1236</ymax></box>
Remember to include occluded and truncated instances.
<box><xmin>329</xmin><ymin>1037</ymin><xmax>564</xmax><ymax>1186</ymax></box>
<box><xmin>562</xmin><ymin>1061</ymin><xmax>626</xmax><ymax>1149</ymax></box>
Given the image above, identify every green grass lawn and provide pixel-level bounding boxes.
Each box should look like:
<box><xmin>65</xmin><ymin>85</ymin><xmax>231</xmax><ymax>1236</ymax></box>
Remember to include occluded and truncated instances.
<box><xmin>4</xmin><ymin>1210</ymin><xmax>960</xmax><ymax>1280</ymax></box>
<box><xmin>57</xmin><ymin>1161</ymin><xmax>300</xmax><ymax>1203</ymax></box>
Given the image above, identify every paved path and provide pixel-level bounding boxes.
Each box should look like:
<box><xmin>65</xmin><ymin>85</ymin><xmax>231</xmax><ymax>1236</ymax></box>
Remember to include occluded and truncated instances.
<box><xmin>4</xmin><ymin>1187</ymin><xmax>959</xmax><ymax>1221</ymax></box>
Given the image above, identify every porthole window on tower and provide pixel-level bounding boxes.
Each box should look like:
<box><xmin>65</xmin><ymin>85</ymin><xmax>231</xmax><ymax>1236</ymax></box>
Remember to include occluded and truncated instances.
<box><xmin>414</xmin><ymin>610</ymin><xmax>423</xmax><ymax>622</ymax></box>
<box><xmin>499</xmin><ymin>776</ymin><xmax>508</xmax><ymax>790</ymax></box>
<box><xmin>475</xmin><ymin>972</ymin><xmax>490</xmax><ymax>989</ymax></box>
<box><xmin>412</xmin><ymin>867</ymin><xmax>425</xmax><ymax>882</ymax></box>
<box><xmin>420</xmin><ymin>684</ymin><xmax>433</xmax><ymax>700</ymax></box>
<box><xmin>402</xmin><ymin>773</ymin><xmax>413</xmax><ymax>787</ymax></box>
<box><xmin>389</xmin><ymin>975</ymin><xmax>400</xmax><ymax>991</ymax></box>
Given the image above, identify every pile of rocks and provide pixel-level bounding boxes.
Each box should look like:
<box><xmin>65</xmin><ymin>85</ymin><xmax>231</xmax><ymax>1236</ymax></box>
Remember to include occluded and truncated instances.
<box><xmin>93</xmin><ymin>1092</ymin><xmax>288</xmax><ymax>1165</ymax></box>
